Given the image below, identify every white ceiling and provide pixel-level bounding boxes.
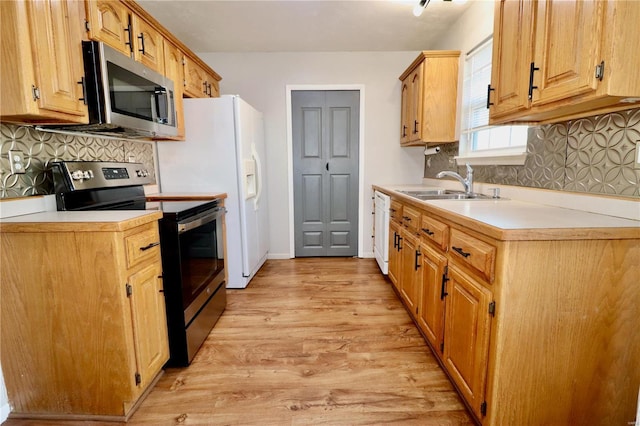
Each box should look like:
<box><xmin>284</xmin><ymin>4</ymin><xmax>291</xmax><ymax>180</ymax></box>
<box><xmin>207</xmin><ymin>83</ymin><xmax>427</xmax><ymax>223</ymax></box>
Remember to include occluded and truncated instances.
<box><xmin>136</xmin><ymin>0</ymin><xmax>471</xmax><ymax>53</ymax></box>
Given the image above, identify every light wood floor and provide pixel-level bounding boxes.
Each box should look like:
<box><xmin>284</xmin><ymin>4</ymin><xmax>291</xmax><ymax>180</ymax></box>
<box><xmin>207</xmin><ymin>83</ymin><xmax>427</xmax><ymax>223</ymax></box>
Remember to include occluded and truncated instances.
<box><xmin>6</xmin><ymin>258</ymin><xmax>473</xmax><ymax>426</ymax></box>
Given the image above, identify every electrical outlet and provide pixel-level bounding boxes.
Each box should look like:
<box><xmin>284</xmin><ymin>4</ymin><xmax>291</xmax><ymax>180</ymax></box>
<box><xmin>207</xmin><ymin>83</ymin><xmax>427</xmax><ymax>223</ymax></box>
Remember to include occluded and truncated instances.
<box><xmin>8</xmin><ymin>150</ymin><xmax>26</xmax><ymax>174</ymax></box>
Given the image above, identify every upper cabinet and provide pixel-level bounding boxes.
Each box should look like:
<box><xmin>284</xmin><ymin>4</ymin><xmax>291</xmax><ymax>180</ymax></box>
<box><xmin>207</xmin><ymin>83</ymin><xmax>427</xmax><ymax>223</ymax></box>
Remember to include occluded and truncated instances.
<box><xmin>184</xmin><ymin>56</ymin><xmax>221</xmax><ymax>99</ymax></box>
<box><xmin>131</xmin><ymin>13</ymin><xmax>164</xmax><ymax>73</ymax></box>
<box><xmin>85</xmin><ymin>0</ymin><xmax>131</xmax><ymax>56</ymax></box>
<box><xmin>489</xmin><ymin>0</ymin><xmax>640</xmax><ymax>125</ymax></box>
<box><xmin>0</xmin><ymin>0</ymin><xmax>89</xmax><ymax>124</ymax></box>
<box><xmin>2</xmin><ymin>0</ymin><xmax>221</xmax><ymax>134</ymax></box>
<box><xmin>162</xmin><ymin>40</ymin><xmax>186</xmax><ymax>139</ymax></box>
<box><xmin>399</xmin><ymin>51</ymin><xmax>460</xmax><ymax>146</ymax></box>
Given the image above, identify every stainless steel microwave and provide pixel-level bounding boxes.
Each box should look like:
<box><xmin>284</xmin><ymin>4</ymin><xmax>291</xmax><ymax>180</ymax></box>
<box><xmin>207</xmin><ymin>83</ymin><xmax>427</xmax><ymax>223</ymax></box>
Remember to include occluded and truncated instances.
<box><xmin>68</xmin><ymin>41</ymin><xmax>177</xmax><ymax>139</ymax></box>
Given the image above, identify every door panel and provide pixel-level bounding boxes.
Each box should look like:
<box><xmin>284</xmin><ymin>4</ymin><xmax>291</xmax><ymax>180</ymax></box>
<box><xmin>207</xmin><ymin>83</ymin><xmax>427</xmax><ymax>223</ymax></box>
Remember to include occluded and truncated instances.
<box><xmin>293</xmin><ymin>90</ymin><xmax>359</xmax><ymax>257</ymax></box>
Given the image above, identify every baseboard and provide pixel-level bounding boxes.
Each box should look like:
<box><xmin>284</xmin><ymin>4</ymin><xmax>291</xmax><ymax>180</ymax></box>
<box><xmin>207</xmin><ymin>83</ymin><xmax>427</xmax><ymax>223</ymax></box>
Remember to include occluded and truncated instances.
<box><xmin>267</xmin><ymin>253</ymin><xmax>292</xmax><ymax>260</ymax></box>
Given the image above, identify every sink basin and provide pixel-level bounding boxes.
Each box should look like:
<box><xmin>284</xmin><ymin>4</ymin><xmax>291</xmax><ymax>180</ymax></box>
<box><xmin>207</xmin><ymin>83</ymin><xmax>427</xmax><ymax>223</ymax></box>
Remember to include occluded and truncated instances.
<box><xmin>398</xmin><ymin>189</ymin><xmax>500</xmax><ymax>200</ymax></box>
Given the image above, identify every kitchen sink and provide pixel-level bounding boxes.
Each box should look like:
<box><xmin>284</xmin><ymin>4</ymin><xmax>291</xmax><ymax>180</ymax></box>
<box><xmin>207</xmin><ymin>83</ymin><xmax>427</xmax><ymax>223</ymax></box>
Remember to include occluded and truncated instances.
<box><xmin>398</xmin><ymin>189</ymin><xmax>502</xmax><ymax>200</ymax></box>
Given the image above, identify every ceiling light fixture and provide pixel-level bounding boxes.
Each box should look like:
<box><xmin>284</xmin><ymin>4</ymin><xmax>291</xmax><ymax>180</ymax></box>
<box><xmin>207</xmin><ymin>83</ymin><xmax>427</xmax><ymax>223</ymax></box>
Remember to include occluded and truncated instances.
<box><xmin>412</xmin><ymin>0</ymin><xmax>431</xmax><ymax>17</ymax></box>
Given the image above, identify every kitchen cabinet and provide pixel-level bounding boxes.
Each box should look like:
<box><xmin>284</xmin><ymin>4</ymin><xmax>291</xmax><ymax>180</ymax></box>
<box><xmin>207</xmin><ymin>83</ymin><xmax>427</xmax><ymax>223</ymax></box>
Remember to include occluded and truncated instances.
<box><xmin>0</xmin><ymin>0</ymin><xmax>89</xmax><ymax>124</ymax></box>
<box><xmin>443</xmin><ymin>265</ymin><xmax>492</xmax><ymax>420</ymax></box>
<box><xmin>489</xmin><ymin>0</ymin><xmax>640</xmax><ymax>124</ymax></box>
<box><xmin>162</xmin><ymin>40</ymin><xmax>186</xmax><ymax>140</ymax></box>
<box><xmin>399</xmin><ymin>229</ymin><xmax>421</xmax><ymax>315</ymax></box>
<box><xmin>398</xmin><ymin>51</ymin><xmax>460</xmax><ymax>146</ymax></box>
<box><xmin>416</xmin><ymin>241</ymin><xmax>447</xmax><ymax>358</ymax></box>
<box><xmin>388</xmin><ymin>220</ymin><xmax>401</xmax><ymax>290</ymax></box>
<box><xmin>86</xmin><ymin>0</ymin><xmax>163</xmax><ymax>73</ymax></box>
<box><xmin>85</xmin><ymin>0</ymin><xmax>131</xmax><ymax>56</ymax></box>
<box><xmin>184</xmin><ymin>56</ymin><xmax>220</xmax><ymax>98</ymax></box>
<box><xmin>376</xmin><ymin>186</ymin><xmax>639</xmax><ymax>425</ymax></box>
<box><xmin>0</xmin><ymin>213</ymin><xmax>169</xmax><ymax>420</ymax></box>
<box><xmin>131</xmin><ymin>13</ymin><xmax>164</xmax><ymax>73</ymax></box>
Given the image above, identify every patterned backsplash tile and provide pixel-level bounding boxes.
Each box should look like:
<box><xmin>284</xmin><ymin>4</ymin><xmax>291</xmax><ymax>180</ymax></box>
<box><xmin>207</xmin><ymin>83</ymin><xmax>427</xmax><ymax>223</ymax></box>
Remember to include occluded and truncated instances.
<box><xmin>425</xmin><ymin>108</ymin><xmax>640</xmax><ymax>198</ymax></box>
<box><xmin>0</xmin><ymin>124</ymin><xmax>155</xmax><ymax>199</ymax></box>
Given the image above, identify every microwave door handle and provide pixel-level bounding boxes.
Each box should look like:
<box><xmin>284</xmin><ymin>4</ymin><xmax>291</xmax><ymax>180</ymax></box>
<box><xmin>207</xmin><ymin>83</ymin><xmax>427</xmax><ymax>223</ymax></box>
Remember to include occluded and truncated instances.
<box><xmin>154</xmin><ymin>86</ymin><xmax>169</xmax><ymax>124</ymax></box>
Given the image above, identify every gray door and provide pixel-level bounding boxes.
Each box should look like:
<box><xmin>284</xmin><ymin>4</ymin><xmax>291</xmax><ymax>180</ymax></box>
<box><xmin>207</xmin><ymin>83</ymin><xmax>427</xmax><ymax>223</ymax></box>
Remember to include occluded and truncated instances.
<box><xmin>292</xmin><ymin>90</ymin><xmax>360</xmax><ymax>257</ymax></box>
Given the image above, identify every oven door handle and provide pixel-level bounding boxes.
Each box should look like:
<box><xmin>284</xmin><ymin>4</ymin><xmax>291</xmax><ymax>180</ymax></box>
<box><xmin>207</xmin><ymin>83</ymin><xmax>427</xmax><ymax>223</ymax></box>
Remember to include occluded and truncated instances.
<box><xmin>177</xmin><ymin>207</ymin><xmax>226</xmax><ymax>234</ymax></box>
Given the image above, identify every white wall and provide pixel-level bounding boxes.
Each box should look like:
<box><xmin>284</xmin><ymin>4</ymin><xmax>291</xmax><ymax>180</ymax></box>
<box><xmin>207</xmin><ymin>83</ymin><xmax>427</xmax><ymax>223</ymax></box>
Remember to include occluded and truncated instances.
<box><xmin>198</xmin><ymin>51</ymin><xmax>426</xmax><ymax>258</ymax></box>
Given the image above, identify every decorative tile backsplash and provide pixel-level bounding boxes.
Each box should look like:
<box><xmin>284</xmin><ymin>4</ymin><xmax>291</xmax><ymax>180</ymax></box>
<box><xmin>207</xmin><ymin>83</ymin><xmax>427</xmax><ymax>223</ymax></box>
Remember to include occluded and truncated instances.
<box><xmin>0</xmin><ymin>124</ymin><xmax>155</xmax><ymax>199</ymax></box>
<box><xmin>425</xmin><ymin>108</ymin><xmax>640</xmax><ymax>198</ymax></box>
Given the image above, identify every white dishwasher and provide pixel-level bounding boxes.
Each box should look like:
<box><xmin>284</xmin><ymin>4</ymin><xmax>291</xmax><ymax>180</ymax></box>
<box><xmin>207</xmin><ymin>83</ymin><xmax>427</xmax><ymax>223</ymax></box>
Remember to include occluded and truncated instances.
<box><xmin>374</xmin><ymin>190</ymin><xmax>390</xmax><ymax>274</ymax></box>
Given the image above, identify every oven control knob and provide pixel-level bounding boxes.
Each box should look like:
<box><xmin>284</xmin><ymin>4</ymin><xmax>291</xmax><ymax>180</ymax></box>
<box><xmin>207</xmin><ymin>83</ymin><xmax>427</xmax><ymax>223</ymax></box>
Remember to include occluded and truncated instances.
<box><xmin>136</xmin><ymin>170</ymin><xmax>148</xmax><ymax>177</ymax></box>
<box><xmin>83</xmin><ymin>170</ymin><xmax>94</xmax><ymax>180</ymax></box>
<box><xmin>71</xmin><ymin>170</ymin><xmax>84</xmax><ymax>180</ymax></box>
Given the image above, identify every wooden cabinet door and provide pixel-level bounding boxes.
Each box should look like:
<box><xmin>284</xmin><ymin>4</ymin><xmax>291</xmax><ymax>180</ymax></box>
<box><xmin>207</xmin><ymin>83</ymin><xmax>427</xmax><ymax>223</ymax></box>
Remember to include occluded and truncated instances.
<box><xmin>531</xmin><ymin>0</ymin><xmax>604</xmax><ymax>106</ymax></box>
<box><xmin>388</xmin><ymin>220</ymin><xmax>401</xmax><ymax>290</ymax></box>
<box><xmin>417</xmin><ymin>242</ymin><xmax>447</xmax><ymax>357</ymax></box>
<box><xmin>489</xmin><ymin>0</ymin><xmax>535</xmax><ymax>121</ymax></box>
<box><xmin>132</xmin><ymin>14</ymin><xmax>164</xmax><ymax>73</ymax></box>
<box><xmin>128</xmin><ymin>262</ymin><xmax>169</xmax><ymax>390</ymax></box>
<box><xmin>183</xmin><ymin>57</ymin><xmax>208</xmax><ymax>98</ymax></box>
<box><xmin>408</xmin><ymin>64</ymin><xmax>424</xmax><ymax>143</ymax></box>
<box><xmin>399</xmin><ymin>79</ymin><xmax>410</xmax><ymax>144</ymax></box>
<box><xmin>444</xmin><ymin>265</ymin><xmax>492</xmax><ymax>419</ymax></box>
<box><xmin>399</xmin><ymin>231</ymin><xmax>421</xmax><ymax>316</ymax></box>
<box><xmin>86</xmin><ymin>0</ymin><xmax>132</xmax><ymax>56</ymax></box>
<box><xmin>27</xmin><ymin>0</ymin><xmax>88</xmax><ymax>121</ymax></box>
<box><xmin>163</xmin><ymin>40</ymin><xmax>185</xmax><ymax>139</ymax></box>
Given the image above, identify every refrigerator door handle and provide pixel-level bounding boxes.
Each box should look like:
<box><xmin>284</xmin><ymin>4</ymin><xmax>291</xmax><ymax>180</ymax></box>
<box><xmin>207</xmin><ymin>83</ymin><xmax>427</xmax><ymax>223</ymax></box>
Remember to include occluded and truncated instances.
<box><xmin>252</xmin><ymin>143</ymin><xmax>263</xmax><ymax>211</ymax></box>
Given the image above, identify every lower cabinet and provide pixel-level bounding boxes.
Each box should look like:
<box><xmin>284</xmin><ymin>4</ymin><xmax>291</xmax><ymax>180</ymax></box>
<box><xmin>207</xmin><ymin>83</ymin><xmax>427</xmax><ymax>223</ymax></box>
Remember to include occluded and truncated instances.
<box><xmin>388</xmin><ymin>219</ymin><xmax>402</xmax><ymax>290</ymax></box>
<box><xmin>381</xmin><ymin>192</ymin><xmax>639</xmax><ymax>425</ymax></box>
<box><xmin>399</xmin><ymin>230</ymin><xmax>421</xmax><ymax>315</ymax></box>
<box><xmin>443</xmin><ymin>265</ymin><xmax>492</xmax><ymax>419</ymax></box>
<box><xmin>416</xmin><ymin>241</ymin><xmax>447</xmax><ymax>356</ymax></box>
<box><xmin>0</xmin><ymin>215</ymin><xmax>169</xmax><ymax>420</ymax></box>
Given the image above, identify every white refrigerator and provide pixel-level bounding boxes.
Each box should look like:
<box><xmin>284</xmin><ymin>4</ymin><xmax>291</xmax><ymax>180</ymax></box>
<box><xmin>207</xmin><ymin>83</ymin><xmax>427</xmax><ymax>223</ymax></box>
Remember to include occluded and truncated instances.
<box><xmin>157</xmin><ymin>95</ymin><xmax>269</xmax><ymax>289</ymax></box>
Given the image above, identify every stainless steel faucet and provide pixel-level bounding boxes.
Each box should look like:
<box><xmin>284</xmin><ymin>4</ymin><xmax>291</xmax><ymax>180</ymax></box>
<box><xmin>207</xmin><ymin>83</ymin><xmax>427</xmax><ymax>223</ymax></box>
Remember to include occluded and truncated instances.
<box><xmin>436</xmin><ymin>163</ymin><xmax>474</xmax><ymax>194</ymax></box>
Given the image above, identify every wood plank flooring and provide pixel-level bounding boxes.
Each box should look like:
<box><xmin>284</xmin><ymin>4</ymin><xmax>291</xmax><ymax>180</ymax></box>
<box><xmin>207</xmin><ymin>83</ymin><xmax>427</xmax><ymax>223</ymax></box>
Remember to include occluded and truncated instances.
<box><xmin>5</xmin><ymin>258</ymin><xmax>473</xmax><ymax>426</ymax></box>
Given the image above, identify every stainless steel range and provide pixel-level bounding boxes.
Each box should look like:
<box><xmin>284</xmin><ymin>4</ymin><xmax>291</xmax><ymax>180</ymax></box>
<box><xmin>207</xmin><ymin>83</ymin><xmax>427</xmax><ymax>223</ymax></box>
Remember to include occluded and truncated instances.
<box><xmin>51</xmin><ymin>160</ymin><xmax>226</xmax><ymax>367</ymax></box>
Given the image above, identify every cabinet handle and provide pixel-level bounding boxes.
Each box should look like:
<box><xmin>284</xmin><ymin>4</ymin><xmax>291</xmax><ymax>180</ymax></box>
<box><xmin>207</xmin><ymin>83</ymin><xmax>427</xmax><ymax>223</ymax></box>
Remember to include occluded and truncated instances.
<box><xmin>202</xmin><ymin>81</ymin><xmax>208</xmax><ymax>94</ymax></box>
<box><xmin>402</xmin><ymin>125</ymin><xmax>407</xmax><ymax>138</ymax></box>
<box><xmin>486</xmin><ymin>84</ymin><xmax>495</xmax><ymax>109</ymax></box>
<box><xmin>138</xmin><ymin>33</ymin><xmax>146</xmax><ymax>54</ymax></box>
<box><xmin>397</xmin><ymin>236</ymin><xmax>403</xmax><ymax>251</ymax></box>
<box><xmin>77</xmin><ymin>77</ymin><xmax>87</xmax><ymax>105</ymax></box>
<box><xmin>441</xmin><ymin>272</ymin><xmax>449</xmax><ymax>300</ymax></box>
<box><xmin>413</xmin><ymin>120</ymin><xmax>419</xmax><ymax>134</ymax></box>
<box><xmin>452</xmin><ymin>246</ymin><xmax>471</xmax><ymax>258</ymax></box>
<box><xmin>124</xmin><ymin>22</ymin><xmax>133</xmax><ymax>52</ymax></box>
<box><xmin>393</xmin><ymin>232</ymin><xmax>398</xmax><ymax>249</ymax></box>
<box><xmin>402</xmin><ymin>216</ymin><xmax>411</xmax><ymax>221</ymax></box>
<box><xmin>528</xmin><ymin>62</ymin><xmax>539</xmax><ymax>100</ymax></box>
<box><xmin>421</xmin><ymin>227</ymin><xmax>434</xmax><ymax>236</ymax></box>
<box><xmin>414</xmin><ymin>250</ymin><xmax>421</xmax><ymax>271</ymax></box>
<box><xmin>206</xmin><ymin>82</ymin><xmax>212</xmax><ymax>97</ymax></box>
<box><xmin>140</xmin><ymin>242</ymin><xmax>160</xmax><ymax>251</ymax></box>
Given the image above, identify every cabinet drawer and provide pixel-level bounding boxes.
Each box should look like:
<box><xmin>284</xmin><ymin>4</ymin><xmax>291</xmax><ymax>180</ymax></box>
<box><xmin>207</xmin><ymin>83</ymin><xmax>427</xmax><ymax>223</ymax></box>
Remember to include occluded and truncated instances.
<box><xmin>449</xmin><ymin>229</ymin><xmax>496</xmax><ymax>283</ymax></box>
<box><xmin>390</xmin><ymin>200</ymin><xmax>403</xmax><ymax>223</ymax></box>
<box><xmin>420</xmin><ymin>215</ymin><xmax>449</xmax><ymax>251</ymax></box>
<box><xmin>402</xmin><ymin>205</ymin><xmax>421</xmax><ymax>233</ymax></box>
<box><xmin>125</xmin><ymin>224</ymin><xmax>161</xmax><ymax>269</ymax></box>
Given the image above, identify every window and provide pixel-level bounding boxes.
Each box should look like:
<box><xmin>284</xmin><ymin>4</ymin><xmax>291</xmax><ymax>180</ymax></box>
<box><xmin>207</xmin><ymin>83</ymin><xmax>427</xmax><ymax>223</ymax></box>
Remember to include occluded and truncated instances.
<box><xmin>458</xmin><ymin>38</ymin><xmax>528</xmax><ymax>165</ymax></box>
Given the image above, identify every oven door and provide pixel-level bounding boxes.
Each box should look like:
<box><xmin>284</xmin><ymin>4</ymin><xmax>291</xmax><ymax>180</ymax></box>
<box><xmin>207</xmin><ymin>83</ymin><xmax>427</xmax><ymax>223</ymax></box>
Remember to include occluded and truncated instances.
<box><xmin>177</xmin><ymin>207</ymin><xmax>226</xmax><ymax>319</ymax></box>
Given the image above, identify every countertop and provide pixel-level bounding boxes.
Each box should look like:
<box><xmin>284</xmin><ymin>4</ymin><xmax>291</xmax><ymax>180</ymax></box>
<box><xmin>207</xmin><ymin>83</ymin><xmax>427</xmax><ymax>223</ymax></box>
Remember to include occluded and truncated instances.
<box><xmin>146</xmin><ymin>192</ymin><xmax>227</xmax><ymax>201</ymax></box>
<box><xmin>374</xmin><ymin>184</ymin><xmax>640</xmax><ymax>241</ymax></box>
<box><xmin>0</xmin><ymin>210</ymin><xmax>163</xmax><ymax>233</ymax></box>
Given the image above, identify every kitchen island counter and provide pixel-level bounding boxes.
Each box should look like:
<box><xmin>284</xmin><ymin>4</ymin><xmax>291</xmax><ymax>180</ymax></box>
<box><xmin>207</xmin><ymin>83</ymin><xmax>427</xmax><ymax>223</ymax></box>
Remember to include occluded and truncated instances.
<box><xmin>0</xmin><ymin>210</ymin><xmax>162</xmax><ymax>233</ymax></box>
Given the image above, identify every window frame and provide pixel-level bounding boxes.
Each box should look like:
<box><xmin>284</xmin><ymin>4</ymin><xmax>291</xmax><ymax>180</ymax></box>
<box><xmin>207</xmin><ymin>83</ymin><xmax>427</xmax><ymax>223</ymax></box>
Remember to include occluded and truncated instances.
<box><xmin>456</xmin><ymin>37</ymin><xmax>528</xmax><ymax>166</ymax></box>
